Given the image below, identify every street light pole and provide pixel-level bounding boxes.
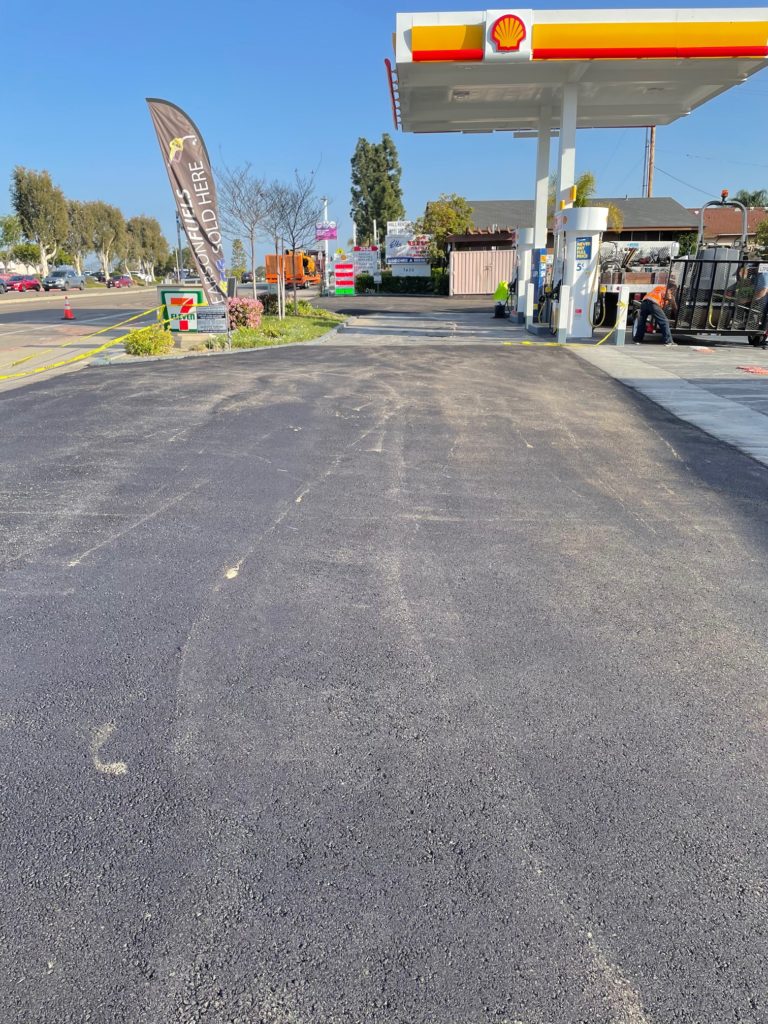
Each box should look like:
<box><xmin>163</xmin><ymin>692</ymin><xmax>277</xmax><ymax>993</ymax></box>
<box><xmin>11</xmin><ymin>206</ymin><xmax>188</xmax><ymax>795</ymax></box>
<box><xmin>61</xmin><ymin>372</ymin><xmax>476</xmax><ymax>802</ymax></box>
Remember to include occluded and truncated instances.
<box><xmin>322</xmin><ymin>196</ymin><xmax>330</xmax><ymax>295</ymax></box>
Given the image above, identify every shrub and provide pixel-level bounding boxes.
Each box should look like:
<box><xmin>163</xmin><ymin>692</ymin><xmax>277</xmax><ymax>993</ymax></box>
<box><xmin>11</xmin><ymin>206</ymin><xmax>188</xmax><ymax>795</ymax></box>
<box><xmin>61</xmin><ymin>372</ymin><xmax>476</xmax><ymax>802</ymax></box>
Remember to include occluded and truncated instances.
<box><xmin>227</xmin><ymin>296</ymin><xmax>263</xmax><ymax>329</ymax></box>
<box><xmin>354</xmin><ymin>270</ymin><xmax>448</xmax><ymax>295</ymax></box>
<box><xmin>260</xmin><ymin>293</ymin><xmax>279</xmax><ymax>316</ymax></box>
<box><xmin>123</xmin><ymin>324</ymin><xmax>174</xmax><ymax>356</ymax></box>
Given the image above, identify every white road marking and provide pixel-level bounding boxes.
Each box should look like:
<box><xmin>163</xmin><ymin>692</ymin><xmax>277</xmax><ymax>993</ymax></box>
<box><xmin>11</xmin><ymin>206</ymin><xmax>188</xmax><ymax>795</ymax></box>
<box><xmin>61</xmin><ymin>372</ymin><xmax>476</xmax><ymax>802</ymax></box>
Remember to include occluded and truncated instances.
<box><xmin>91</xmin><ymin>723</ymin><xmax>128</xmax><ymax>776</ymax></box>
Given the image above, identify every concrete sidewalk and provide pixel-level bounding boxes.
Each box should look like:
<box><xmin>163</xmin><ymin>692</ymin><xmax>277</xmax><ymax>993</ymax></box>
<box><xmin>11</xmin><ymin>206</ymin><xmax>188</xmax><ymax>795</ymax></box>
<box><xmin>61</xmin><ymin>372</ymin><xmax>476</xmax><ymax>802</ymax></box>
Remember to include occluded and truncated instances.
<box><xmin>573</xmin><ymin>341</ymin><xmax>768</xmax><ymax>468</ymax></box>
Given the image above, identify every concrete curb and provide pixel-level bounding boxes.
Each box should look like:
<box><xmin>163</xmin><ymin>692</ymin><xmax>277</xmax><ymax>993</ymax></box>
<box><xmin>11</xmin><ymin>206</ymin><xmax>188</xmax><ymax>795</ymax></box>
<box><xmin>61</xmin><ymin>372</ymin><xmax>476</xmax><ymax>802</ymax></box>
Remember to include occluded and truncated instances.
<box><xmin>572</xmin><ymin>346</ymin><xmax>768</xmax><ymax>469</ymax></box>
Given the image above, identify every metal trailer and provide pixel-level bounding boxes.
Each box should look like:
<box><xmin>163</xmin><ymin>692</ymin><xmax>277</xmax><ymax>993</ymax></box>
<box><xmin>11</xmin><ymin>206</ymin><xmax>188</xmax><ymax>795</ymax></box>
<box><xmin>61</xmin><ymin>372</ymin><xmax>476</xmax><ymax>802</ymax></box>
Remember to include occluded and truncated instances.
<box><xmin>663</xmin><ymin>193</ymin><xmax>768</xmax><ymax>347</ymax></box>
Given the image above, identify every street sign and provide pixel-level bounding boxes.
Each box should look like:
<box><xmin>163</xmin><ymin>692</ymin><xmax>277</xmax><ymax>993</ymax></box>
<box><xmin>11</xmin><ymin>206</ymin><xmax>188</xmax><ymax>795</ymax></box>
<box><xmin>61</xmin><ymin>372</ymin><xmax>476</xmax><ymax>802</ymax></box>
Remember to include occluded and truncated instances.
<box><xmin>334</xmin><ymin>262</ymin><xmax>355</xmax><ymax>296</ymax></box>
<box><xmin>196</xmin><ymin>306</ymin><xmax>229</xmax><ymax>334</ymax></box>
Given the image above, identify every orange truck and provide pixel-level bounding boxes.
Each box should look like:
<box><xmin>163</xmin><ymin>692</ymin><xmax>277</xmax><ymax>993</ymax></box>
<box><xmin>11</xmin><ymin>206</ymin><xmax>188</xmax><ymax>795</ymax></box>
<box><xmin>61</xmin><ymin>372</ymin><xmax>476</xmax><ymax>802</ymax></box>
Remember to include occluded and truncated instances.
<box><xmin>265</xmin><ymin>251</ymin><xmax>321</xmax><ymax>288</ymax></box>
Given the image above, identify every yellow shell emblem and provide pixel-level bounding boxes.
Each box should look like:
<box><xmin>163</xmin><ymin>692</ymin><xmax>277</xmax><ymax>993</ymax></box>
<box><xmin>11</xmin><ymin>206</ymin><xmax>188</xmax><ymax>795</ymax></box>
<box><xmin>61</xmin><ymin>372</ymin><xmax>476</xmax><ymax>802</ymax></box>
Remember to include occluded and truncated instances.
<box><xmin>490</xmin><ymin>14</ymin><xmax>526</xmax><ymax>52</ymax></box>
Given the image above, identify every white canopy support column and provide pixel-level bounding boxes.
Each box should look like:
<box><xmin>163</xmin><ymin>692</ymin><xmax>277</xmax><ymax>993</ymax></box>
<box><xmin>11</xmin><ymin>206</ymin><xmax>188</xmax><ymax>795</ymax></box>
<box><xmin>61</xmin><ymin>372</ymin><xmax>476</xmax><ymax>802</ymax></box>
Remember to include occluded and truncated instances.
<box><xmin>527</xmin><ymin>105</ymin><xmax>551</xmax><ymax>329</ymax></box>
<box><xmin>555</xmin><ymin>83</ymin><xmax>578</xmax><ymax>343</ymax></box>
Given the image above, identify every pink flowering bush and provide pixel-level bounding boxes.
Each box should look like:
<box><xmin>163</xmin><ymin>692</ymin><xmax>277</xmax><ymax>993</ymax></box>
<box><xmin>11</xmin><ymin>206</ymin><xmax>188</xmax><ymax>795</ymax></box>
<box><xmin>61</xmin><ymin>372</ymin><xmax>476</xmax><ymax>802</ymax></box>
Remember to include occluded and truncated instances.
<box><xmin>227</xmin><ymin>296</ymin><xmax>263</xmax><ymax>330</ymax></box>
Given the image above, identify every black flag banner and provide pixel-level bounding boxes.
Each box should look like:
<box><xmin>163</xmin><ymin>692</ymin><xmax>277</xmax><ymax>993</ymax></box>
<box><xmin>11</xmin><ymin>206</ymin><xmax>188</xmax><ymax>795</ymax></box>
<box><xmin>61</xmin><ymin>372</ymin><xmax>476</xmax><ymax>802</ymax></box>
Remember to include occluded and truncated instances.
<box><xmin>146</xmin><ymin>98</ymin><xmax>226</xmax><ymax>306</ymax></box>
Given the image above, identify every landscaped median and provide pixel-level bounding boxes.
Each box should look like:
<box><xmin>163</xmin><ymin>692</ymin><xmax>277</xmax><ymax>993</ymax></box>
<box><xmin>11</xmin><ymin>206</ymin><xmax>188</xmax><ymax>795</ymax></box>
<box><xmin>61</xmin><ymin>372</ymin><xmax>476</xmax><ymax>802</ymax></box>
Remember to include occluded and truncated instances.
<box><xmin>121</xmin><ymin>299</ymin><xmax>345</xmax><ymax>359</ymax></box>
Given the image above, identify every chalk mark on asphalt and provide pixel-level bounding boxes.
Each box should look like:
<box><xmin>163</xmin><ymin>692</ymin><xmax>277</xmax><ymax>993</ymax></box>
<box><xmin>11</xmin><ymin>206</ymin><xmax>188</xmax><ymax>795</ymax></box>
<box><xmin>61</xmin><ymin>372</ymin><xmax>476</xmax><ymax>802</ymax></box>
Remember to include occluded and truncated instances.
<box><xmin>67</xmin><ymin>491</ymin><xmax>193</xmax><ymax>567</ymax></box>
<box><xmin>91</xmin><ymin>722</ymin><xmax>128</xmax><ymax>776</ymax></box>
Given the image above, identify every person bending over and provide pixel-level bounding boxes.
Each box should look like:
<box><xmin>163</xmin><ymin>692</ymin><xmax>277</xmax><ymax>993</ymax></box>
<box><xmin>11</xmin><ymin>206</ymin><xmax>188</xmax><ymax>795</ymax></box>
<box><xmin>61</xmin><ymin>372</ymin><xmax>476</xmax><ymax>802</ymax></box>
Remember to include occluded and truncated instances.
<box><xmin>635</xmin><ymin>282</ymin><xmax>677</xmax><ymax>346</ymax></box>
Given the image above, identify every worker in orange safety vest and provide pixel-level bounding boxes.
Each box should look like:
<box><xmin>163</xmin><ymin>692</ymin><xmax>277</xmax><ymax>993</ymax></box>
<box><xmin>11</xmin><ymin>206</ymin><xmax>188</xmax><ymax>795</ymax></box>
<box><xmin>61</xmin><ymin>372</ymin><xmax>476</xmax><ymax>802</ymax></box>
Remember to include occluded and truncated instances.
<box><xmin>634</xmin><ymin>281</ymin><xmax>678</xmax><ymax>346</ymax></box>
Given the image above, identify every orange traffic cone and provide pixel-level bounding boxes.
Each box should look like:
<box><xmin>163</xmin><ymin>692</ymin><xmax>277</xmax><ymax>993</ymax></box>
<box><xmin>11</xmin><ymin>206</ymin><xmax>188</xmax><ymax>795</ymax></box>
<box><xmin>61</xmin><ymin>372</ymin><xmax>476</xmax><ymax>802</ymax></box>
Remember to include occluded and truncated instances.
<box><xmin>62</xmin><ymin>295</ymin><xmax>75</xmax><ymax>321</ymax></box>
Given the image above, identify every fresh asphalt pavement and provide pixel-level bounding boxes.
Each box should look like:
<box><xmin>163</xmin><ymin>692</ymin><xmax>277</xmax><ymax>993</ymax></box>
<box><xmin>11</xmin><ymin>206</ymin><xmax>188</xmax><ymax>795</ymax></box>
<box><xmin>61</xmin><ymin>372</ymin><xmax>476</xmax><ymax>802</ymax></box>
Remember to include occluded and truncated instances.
<box><xmin>1</xmin><ymin>308</ymin><xmax>767</xmax><ymax>1023</ymax></box>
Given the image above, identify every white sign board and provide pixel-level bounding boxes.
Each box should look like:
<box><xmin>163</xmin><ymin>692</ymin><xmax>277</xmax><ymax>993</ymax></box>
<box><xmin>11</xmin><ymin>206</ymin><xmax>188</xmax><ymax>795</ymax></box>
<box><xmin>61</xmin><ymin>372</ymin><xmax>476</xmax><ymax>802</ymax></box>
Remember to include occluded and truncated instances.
<box><xmin>353</xmin><ymin>247</ymin><xmax>379</xmax><ymax>275</ymax></box>
<box><xmin>392</xmin><ymin>264</ymin><xmax>432</xmax><ymax>278</ymax></box>
<box><xmin>386</xmin><ymin>220</ymin><xmax>414</xmax><ymax>235</ymax></box>
<box><xmin>385</xmin><ymin>233</ymin><xmax>431</xmax><ymax>265</ymax></box>
<box><xmin>196</xmin><ymin>306</ymin><xmax>229</xmax><ymax>334</ymax></box>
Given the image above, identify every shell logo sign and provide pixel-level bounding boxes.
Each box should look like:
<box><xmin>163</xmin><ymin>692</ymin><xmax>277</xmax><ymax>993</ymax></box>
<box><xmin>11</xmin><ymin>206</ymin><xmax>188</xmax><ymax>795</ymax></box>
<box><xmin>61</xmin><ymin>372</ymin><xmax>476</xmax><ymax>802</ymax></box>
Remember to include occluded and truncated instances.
<box><xmin>485</xmin><ymin>9</ymin><xmax>533</xmax><ymax>61</ymax></box>
<box><xmin>491</xmin><ymin>14</ymin><xmax>526</xmax><ymax>52</ymax></box>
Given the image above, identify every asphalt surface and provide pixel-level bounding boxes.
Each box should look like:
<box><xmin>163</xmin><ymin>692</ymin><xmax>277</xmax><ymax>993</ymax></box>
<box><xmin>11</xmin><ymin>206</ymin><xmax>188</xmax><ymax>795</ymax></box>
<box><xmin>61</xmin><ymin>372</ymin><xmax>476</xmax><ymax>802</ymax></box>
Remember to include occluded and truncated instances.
<box><xmin>1</xmin><ymin>322</ymin><xmax>767</xmax><ymax>1022</ymax></box>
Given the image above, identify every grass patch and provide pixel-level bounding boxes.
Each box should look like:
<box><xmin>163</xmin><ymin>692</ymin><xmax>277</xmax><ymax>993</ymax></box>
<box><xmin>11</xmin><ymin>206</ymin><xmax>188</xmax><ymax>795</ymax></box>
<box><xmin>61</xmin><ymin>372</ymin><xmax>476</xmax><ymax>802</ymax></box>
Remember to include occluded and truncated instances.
<box><xmin>230</xmin><ymin>313</ymin><xmax>344</xmax><ymax>349</ymax></box>
<box><xmin>85</xmin><ymin>278</ymin><xmax>105</xmax><ymax>288</ymax></box>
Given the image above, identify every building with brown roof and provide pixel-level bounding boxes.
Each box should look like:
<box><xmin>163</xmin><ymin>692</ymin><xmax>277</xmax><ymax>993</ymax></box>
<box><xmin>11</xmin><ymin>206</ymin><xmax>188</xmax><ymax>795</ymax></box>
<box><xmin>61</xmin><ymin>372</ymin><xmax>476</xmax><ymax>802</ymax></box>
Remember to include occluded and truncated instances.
<box><xmin>447</xmin><ymin>197</ymin><xmax>698</xmax><ymax>252</ymax></box>
<box><xmin>689</xmin><ymin>206</ymin><xmax>768</xmax><ymax>246</ymax></box>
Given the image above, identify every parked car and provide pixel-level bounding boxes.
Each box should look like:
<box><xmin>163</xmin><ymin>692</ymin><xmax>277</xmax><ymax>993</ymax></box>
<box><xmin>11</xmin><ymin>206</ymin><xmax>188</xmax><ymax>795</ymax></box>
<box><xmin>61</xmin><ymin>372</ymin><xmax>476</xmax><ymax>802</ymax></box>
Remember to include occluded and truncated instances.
<box><xmin>43</xmin><ymin>269</ymin><xmax>85</xmax><ymax>291</ymax></box>
<box><xmin>88</xmin><ymin>271</ymin><xmax>106</xmax><ymax>282</ymax></box>
<box><xmin>107</xmin><ymin>274</ymin><xmax>133</xmax><ymax>288</ymax></box>
<box><xmin>241</xmin><ymin>271</ymin><xmax>253</xmax><ymax>284</ymax></box>
<box><xmin>6</xmin><ymin>275</ymin><xmax>42</xmax><ymax>292</ymax></box>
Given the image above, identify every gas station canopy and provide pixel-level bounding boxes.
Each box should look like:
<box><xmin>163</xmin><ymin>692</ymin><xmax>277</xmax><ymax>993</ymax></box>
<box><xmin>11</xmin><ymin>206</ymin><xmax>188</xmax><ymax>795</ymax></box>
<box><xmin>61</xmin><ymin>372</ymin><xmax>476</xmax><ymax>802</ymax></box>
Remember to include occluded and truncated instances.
<box><xmin>389</xmin><ymin>9</ymin><xmax>768</xmax><ymax>132</ymax></box>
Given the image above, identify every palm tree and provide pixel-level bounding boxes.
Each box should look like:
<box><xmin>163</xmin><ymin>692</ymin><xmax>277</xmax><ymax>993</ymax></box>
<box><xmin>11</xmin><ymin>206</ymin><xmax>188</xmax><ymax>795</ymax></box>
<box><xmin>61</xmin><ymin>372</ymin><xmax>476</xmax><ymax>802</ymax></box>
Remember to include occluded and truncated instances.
<box><xmin>734</xmin><ymin>189</ymin><xmax>768</xmax><ymax>208</ymax></box>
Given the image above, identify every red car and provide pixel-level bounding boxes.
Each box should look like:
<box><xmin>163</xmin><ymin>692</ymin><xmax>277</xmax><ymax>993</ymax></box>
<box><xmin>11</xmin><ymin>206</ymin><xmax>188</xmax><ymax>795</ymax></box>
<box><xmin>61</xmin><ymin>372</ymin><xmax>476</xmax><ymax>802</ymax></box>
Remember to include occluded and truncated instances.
<box><xmin>107</xmin><ymin>275</ymin><xmax>133</xmax><ymax>289</ymax></box>
<box><xmin>6</xmin><ymin>275</ymin><xmax>42</xmax><ymax>292</ymax></box>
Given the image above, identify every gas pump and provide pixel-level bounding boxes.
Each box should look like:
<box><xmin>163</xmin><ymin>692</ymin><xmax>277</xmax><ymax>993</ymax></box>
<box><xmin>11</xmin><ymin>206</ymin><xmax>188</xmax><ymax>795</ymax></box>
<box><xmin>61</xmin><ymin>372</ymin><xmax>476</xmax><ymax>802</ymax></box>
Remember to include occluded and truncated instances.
<box><xmin>549</xmin><ymin>207</ymin><xmax>608</xmax><ymax>341</ymax></box>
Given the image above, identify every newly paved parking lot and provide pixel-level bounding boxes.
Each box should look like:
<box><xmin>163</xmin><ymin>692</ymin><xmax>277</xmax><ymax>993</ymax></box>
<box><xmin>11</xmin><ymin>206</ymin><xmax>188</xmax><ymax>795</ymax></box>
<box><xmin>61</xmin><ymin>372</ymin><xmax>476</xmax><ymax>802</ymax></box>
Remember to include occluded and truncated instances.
<box><xmin>1</xmin><ymin>309</ymin><xmax>767</xmax><ymax>1022</ymax></box>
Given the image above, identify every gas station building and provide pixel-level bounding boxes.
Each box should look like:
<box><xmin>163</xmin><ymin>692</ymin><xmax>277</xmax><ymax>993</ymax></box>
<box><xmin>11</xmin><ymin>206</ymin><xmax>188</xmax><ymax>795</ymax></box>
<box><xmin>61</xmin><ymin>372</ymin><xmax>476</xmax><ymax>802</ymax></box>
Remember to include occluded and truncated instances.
<box><xmin>387</xmin><ymin>8</ymin><xmax>768</xmax><ymax>341</ymax></box>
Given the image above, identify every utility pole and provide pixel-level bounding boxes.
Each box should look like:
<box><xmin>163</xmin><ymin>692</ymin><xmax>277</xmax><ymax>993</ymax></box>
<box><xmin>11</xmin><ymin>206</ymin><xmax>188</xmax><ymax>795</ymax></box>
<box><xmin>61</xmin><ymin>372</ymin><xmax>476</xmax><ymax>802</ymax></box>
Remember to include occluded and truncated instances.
<box><xmin>647</xmin><ymin>126</ymin><xmax>656</xmax><ymax>198</ymax></box>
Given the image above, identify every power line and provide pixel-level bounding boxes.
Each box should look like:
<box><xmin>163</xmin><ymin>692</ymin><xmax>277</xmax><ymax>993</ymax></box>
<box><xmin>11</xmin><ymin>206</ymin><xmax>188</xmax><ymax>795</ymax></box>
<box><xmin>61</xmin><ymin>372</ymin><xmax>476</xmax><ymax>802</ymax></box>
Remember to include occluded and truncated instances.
<box><xmin>655</xmin><ymin>165</ymin><xmax>715</xmax><ymax>198</ymax></box>
<box><xmin>683</xmin><ymin>153</ymin><xmax>768</xmax><ymax>171</ymax></box>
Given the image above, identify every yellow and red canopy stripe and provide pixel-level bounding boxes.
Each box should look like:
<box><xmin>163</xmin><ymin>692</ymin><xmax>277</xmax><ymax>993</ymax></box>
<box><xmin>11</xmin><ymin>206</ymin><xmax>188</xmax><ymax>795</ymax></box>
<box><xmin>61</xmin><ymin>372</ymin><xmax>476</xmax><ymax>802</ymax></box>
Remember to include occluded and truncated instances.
<box><xmin>532</xmin><ymin>20</ymin><xmax>768</xmax><ymax>59</ymax></box>
<box><xmin>409</xmin><ymin>19</ymin><xmax>768</xmax><ymax>61</ymax></box>
<box><xmin>411</xmin><ymin>24</ymin><xmax>484</xmax><ymax>61</ymax></box>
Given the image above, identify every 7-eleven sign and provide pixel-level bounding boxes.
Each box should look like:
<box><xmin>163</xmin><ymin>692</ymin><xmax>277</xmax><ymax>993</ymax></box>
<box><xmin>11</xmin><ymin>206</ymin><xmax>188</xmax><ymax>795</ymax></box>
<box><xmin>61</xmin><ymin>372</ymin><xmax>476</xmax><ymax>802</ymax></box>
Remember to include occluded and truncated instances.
<box><xmin>167</xmin><ymin>293</ymin><xmax>198</xmax><ymax>331</ymax></box>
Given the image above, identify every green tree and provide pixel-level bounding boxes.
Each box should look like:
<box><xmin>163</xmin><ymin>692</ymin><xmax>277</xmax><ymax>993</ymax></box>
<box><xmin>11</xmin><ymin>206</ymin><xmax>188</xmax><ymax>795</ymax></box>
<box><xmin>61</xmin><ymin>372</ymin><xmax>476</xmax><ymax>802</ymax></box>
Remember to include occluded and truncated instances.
<box><xmin>11</xmin><ymin>242</ymin><xmax>41</xmax><ymax>268</ymax></box>
<box><xmin>126</xmin><ymin>215</ymin><xmax>168</xmax><ymax>280</ymax></box>
<box><xmin>230</xmin><ymin>238</ymin><xmax>247</xmax><ymax>279</ymax></box>
<box><xmin>415</xmin><ymin>193</ymin><xmax>474</xmax><ymax>264</ymax></box>
<box><xmin>734</xmin><ymin>189</ymin><xmax>768</xmax><ymax>207</ymax></box>
<box><xmin>0</xmin><ymin>214</ymin><xmax>22</xmax><ymax>267</ymax></box>
<box><xmin>90</xmin><ymin>202</ymin><xmax>126</xmax><ymax>278</ymax></box>
<box><xmin>350</xmin><ymin>133</ymin><xmax>405</xmax><ymax>244</ymax></box>
<box><xmin>11</xmin><ymin>167</ymin><xmax>68</xmax><ymax>276</ymax></box>
<box><xmin>755</xmin><ymin>218</ymin><xmax>768</xmax><ymax>255</ymax></box>
<box><xmin>66</xmin><ymin>200</ymin><xmax>95</xmax><ymax>275</ymax></box>
<box><xmin>53</xmin><ymin>248</ymin><xmax>76</xmax><ymax>267</ymax></box>
<box><xmin>677</xmin><ymin>232</ymin><xmax>698</xmax><ymax>256</ymax></box>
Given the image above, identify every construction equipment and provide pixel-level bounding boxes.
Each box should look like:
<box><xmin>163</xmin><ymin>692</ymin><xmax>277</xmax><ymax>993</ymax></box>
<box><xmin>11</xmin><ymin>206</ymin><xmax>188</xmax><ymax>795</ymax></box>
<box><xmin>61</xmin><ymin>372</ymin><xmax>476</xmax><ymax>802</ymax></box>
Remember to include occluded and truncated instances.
<box><xmin>265</xmin><ymin>251</ymin><xmax>321</xmax><ymax>289</ymax></box>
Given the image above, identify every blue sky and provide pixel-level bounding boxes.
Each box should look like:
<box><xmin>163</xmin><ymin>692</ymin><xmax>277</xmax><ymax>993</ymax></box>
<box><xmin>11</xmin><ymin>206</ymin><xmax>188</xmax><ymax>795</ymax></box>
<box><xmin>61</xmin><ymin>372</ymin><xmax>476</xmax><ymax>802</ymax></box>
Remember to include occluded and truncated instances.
<box><xmin>3</xmin><ymin>0</ymin><xmax>767</xmax><ymax>263</ymax></box>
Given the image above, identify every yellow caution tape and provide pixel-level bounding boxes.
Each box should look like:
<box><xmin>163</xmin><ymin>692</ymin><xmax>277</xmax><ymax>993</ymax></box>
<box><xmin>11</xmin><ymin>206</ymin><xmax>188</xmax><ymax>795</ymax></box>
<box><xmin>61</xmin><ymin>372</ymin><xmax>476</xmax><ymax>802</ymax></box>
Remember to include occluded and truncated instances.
<box><xmin>0</xmin><ymin>306</ymin><xmax>163</xmax><ymax>380</ymax></box>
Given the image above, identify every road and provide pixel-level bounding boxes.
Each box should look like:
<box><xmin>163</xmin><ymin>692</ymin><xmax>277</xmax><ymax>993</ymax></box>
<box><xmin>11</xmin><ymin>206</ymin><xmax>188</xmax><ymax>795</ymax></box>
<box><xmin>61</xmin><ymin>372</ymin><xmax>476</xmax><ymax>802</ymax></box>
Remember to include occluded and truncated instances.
<box><xmin>1</xmin><ymin>311</ymin><xmax>767</xmax><ymax>1022</ymax></box>
<box><xmin>0</xmin><ymin>287</ymin><xmax>161</xmax><ymax>392</ymax></box>
<box><xmin>0</xmin><ymin>284</ymin><xmax>318</xmax><ymax>393</ymax></box>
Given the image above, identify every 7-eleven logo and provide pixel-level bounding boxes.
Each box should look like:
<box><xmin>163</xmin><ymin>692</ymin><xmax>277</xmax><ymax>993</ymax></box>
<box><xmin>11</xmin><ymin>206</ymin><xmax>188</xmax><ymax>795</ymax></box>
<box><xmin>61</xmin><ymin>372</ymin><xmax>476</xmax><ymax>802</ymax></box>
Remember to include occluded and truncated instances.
<box><xmin>169</xmin><ymin>295</ymin><xmax>197</xmax><ymax>331</ymax></box>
